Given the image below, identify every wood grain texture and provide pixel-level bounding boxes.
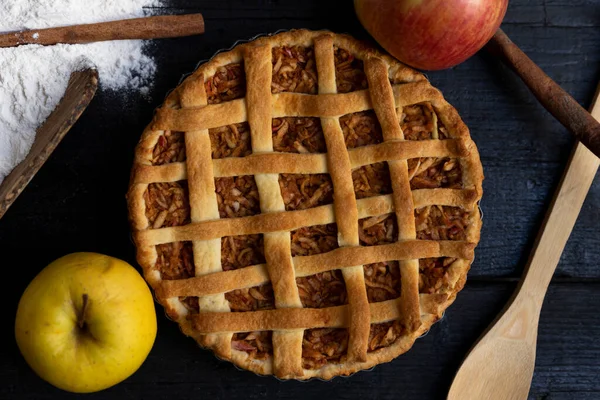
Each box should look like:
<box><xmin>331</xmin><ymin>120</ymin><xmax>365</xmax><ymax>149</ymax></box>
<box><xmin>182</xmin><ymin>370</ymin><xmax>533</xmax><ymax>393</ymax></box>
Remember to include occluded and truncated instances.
<box><xmin>3</xmin><ymin>283</ymin><xmax>600</xmax><ymax>399</ymax></box>
<box><xmin>449</xmin><ymin>135</ymin><xmax>600</xmax><ymax>399</ymax></box>
<box><xmin>0</xmin><ymin>1</ymin><xmax>599</xmax><ymax>399</ymax></box>
<box><xmin>0</xmin><ymin>14</ymin><xmax>205</xmax><ymax>48</ymax></box>
<box><xmin>485</xmin><ymin>29</ymin><xmax>600</xmax><ymax>159</ymax></box>
<box><xmin>0</xmin><ymin>69</ymin><xmax>98</xmax><ymax>220</ymax></box>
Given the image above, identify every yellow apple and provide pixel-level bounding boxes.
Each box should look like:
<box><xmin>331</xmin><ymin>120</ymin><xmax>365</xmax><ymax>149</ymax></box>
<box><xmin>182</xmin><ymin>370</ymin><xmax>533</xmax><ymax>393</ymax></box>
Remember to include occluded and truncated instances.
<box><xmin>15</xmin><ymin>252</ymin><xmax>157</xmax><ymax>393</ymax></box>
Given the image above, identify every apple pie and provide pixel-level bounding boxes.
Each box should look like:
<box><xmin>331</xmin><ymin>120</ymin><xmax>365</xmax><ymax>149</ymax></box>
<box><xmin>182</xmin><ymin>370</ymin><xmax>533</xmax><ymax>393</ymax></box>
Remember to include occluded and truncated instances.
<box><xmin>126</xmin><ymin>29</ymin><xmax>483</xmax><ymax>380</ymax></box>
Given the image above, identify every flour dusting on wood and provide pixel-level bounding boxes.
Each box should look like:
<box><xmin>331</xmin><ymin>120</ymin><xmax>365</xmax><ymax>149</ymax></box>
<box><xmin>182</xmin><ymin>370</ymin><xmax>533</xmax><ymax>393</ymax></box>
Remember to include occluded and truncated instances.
<box><xmin>0</xmin><ymin>0</ymin><xmax>161</xmax><ymax>184</ymax></box>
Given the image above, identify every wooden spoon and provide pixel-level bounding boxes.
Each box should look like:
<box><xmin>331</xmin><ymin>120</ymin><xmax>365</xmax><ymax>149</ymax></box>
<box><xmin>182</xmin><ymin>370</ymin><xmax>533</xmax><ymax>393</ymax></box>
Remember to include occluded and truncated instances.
<box><xmin>447</xmin><ymin>82</ymin><xmax>600</xmax><ymax>398</ymax></box>
<box><xmin>0</xmin><ymin>69</ymin><xmax>98</xmax><ymax>219</ymax></box>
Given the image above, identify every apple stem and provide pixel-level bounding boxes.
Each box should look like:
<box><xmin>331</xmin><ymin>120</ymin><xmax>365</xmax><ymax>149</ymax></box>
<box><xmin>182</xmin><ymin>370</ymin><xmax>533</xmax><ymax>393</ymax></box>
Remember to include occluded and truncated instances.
<box><xmin>78</xmin><ymin>293</ymin><xmax>89</xmax><ymax>329</ymax></box>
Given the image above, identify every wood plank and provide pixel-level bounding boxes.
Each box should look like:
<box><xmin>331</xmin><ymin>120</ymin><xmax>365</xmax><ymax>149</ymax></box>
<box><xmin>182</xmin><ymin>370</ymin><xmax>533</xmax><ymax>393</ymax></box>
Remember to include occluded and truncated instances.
<box><xmin>0</xmin><ymin>70</ymin><xmax>98</xmax><ymax>220</ymax></box>
<box><xmin>3</xmin><ymin>22</ymin><xmax>599</xmax><ymax>278</ymax></box>
<box><xmin>149</xmin><ymin>1</ymin><xmax>600</xmax><ymax>28</ymax></box>
<box><xmin>1</xmin><ymin>1</ymin><xmax>599</xmax><ymax>397</ymax></box>
<box><xmin>3</xmin><ymin>282</ymin><xmax>600</xmax><ymax>399</ymax></box>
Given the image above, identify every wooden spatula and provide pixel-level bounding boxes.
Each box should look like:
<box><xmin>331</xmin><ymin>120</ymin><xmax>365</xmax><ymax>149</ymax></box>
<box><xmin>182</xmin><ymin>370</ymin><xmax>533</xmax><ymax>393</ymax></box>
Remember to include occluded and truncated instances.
<box><xmin>447</xmin><ymin>83</ymin><xmax>600</xmax><ymax>399</ymax></box>
<box><xmin>0</xmin><ymin>69</ymin><xmax>98</xmax><ymax>219</ymax></box>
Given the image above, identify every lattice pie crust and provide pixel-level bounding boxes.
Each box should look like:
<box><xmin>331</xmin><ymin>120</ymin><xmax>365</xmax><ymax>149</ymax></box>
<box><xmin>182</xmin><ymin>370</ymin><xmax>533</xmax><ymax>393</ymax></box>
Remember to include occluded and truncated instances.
<box><xmin>127</xmin><ymin>29</ymin><xmax>483</xmax><ymax>380</ymax></box>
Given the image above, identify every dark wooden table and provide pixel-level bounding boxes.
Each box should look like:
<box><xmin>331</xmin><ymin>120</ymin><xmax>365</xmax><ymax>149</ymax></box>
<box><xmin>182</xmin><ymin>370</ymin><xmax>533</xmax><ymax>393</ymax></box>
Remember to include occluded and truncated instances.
<box><xmin>2</xmin><ymin>1</ymin><xmax>599</xmax><ymax>399</ymax></box>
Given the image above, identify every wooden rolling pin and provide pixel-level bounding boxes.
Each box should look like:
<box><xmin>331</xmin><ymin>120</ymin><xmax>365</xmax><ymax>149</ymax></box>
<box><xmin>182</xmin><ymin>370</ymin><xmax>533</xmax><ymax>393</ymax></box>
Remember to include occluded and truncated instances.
<box><xmin>0</xmin><ymin>13</ymin><xmax>204</xmax><ymax>48</ymax></box>
<box><xmin>486</xmin><ymin>28</ymin><xmax>600</xmax><ymax>159</ymax></box>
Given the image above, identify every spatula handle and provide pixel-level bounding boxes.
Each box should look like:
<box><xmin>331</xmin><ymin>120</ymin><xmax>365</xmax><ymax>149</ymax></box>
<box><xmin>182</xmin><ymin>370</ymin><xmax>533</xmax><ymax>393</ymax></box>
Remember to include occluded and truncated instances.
<box><xmin>447</xmin><ymin>81</ymin><xmax>600</xmax><ymax>400</ymax></box>
<box><xmin>485</xmin><ymin>28</ymin><xmax>600</xmax><ymax>159</ymax></box>
<box><xmin>514</xmin><ymin>78</ymin><xmax>600</xmax><ymax>302</ymax></box>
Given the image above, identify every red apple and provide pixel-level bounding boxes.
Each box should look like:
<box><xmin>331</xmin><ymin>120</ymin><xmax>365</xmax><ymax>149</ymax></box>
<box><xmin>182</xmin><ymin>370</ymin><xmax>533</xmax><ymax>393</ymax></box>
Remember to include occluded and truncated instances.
<box><xmin>354</xmin><ymin>0</ymin><xmax>509</xmax><ymax>71</ymax></box>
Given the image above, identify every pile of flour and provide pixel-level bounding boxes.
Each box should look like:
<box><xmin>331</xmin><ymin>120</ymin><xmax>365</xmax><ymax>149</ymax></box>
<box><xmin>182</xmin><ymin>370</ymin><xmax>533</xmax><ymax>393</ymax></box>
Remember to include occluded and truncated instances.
<box><xmin>0</xmin><ymin>0</ymin><xmax>161</xmax><ymax>184</ymax></box>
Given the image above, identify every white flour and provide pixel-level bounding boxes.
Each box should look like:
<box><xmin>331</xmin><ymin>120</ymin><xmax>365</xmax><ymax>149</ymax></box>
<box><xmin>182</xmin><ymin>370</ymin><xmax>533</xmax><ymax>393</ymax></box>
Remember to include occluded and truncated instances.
<box><xmin>0</xmin><ymin>0</ymin><xmax>161</xmax><ymax>184</ymax></box>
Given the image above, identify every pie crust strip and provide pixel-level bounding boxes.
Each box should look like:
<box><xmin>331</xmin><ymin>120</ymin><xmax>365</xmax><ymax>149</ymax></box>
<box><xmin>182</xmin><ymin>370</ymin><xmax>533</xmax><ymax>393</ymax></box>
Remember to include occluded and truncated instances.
<box><xmin>244</xmin><ymin>44</ymin><xmax>305</xmax><ymax>378</ymax></box>
<box><xmin>136</xmin><ymin>188</ymin><xmax>479</xmax><ymax>245</ymax></box>
<box><xmin>179</xmin><ymin>72</ymin><xmax>233</xmax><ymax>355</ymax></box>
<box><xmin>127</xmin><ymin>30</ymin><xmax>485</xmax><ymax>380</ymax></box>
<box><xmin>192</xmin><ymin>295</ymin><xmax>447</xmax><ymax>334</ymax></box>
<box><xmin>132</xmin><ymin>138</ymin><xmax>471</xmax><ymax>182</ymax></box>
<box><xmin>152</xmin><ymin>81</ymin><xmax>440</xmax><ymax>131</ymax></box>
<box><xmin>315</xmin><ymin>34</ymin><xmax>370</xmax><ymax>363</ymax></box>
<box><xmin>365</xmin><ymin>57</ymin><xmax>421</xmax><ymax>332</ymax></box>
<box><xmin>157</xmin><ymin>240</ymin><xmax>474</xmax><ymax>298</ymax></box>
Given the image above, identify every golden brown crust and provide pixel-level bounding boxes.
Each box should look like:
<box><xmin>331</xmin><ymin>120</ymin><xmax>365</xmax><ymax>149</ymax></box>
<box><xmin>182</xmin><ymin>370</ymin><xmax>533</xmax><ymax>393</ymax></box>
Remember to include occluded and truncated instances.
<box><xmin>126</xmin><ymin>28</ymin><xmax>484</xmax><ymax>380</ymax></box>
<box><xmin>245</xmin><ymin>43</ymin><xmax>307</xmax><ymax>377</ymax></box>
<box><xmin>314</xmin><ymin>34</ymin><xmax>370</xmax><ymax>363</ymax></box>
<box><xmin>158</xmin><ymin>240</ymin><xmax>473</xmax><ymax>298</ymax></box>
<box><xmin>132</xmin><ymin>139</ymin><xmax>470</xmax><ymax>184</ymax></box>
<box><xmin>365</xmin><ymin>56</ymin><xmax>421</xmax><ymax>332</ymax></box>
<box><xmin>179</xmin><ymin>67</ymin><xmax>233</xmax><ymax>353</ymax></box>
<box><xmin>153</xmin><ymin>82</ymin><xmax>441</xmax><ymax>132</ymax></box>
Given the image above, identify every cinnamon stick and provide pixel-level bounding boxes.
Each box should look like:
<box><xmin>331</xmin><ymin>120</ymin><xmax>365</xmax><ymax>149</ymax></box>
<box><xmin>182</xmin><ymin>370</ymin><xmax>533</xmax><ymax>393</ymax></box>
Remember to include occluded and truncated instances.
<box><xmin>485</xmin><ymin>28</ymin><xmax>600</xmax><ymax>159</ymax></box>
<box><xmin>0</xmin><ymin>13</ymin><xmax>205</xmax><ymax>48</ymax></box>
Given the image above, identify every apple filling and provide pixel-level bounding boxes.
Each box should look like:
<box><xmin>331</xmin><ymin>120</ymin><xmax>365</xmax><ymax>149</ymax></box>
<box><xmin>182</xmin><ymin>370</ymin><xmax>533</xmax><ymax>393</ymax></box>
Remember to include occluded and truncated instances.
<box><xmin>209</xmin><ymin>122</ymin><xmax>252</xmax><ymax>158</ymax></box>
<box><xmin>359</xmin><ymin>214</ymin><xmax>398</xmax><ymax>246</ymax></box>
<box><xmin>352</xmin><ymin>162</ymin><xmax>393</xmax><ymax>199</ymax></box>
<box><xmin>215</xmin><ymin>176</ymin><xmax>261</xmax><ymax>218</ymax></box>
<box><xmin>221</xmin><ymin>235</ymin><xmax>268</xmax><ymax>311</ymax></box>
<box><xmin>272</xmin><ymin>46</ymin><xmax>317</xmax><ymax>94</ymax></box>
<box><xmin>359</xmin><ymin>215</ymin><xmax>402</xmax><ymax>303</ymax></box>
<box><xmin>302</xmin><ymin>328</ymin><xmax>349</xmax><ymax>369</ymax></box>
<box><xmin>291</xmin><ymin>223</ymin><xmax>338</xmax><ymax>258</ymax></box>
<box><xmin>368</xmin><ymin>321</ymin><xmax>407</xmax><ymax>352</ymax></box>
<box><xmin>152</xmin><ymin>131</ymin><xmax>186</xmax><ymax>165</ymax></box>
<box><xmin>144</xmin><ymin>179</ymin><xmax>198</xmax><ymax>312</ymax></box>
<box><xmin>288</xmin><ymin>222</ymin><xmax>353</xmax><ymax>370</ymax></box>
<box><xmin>334</xmin><ymin>47</ymin><xmax>368</xmax><ymax>93</ymax></box>
<box><xmin>415</xmin><ymin>205</ymin><xmax>470</xmax><ymax>241</ymax></box>
<box><xmin>144</xmin><ymin>182</ymin><xmax>190</xmax><ymax>229</ymax></box>
<box><xmin>364</xmin><ymin>261</ymin><xmax>401</xmax><ymax>303</ymax></box>
<box><xmin>292</xmin><ymin>224</ymin><xmax>346</xmax><ymax>308</ymax></box>
<box><xmin>205</xmin><ymin>63</ymin><xmax>246</xmax><ymax>104</ymax></box>
<box><xmin>144</xmin><ymin>47</ymin><xmax>473</xmax><ymax>368</ymax></box>
<box><xmin>205</xmin><ymin>65</ymin><xmax>251</xmax><ymax>160</ymax></box>
<box><xmin>221</xmin><ymin>234</ymin><xmax>265</xmax><ymax>271</ymax></box>
<box><xmin>340</xmin><ymin>111</ymin><xmax>393</xmax><ymax>200</ymax></box>
<box><xmin>226</xmin><ymin>285</ymin><xmax>274</xmax><ymax>312</ymax></box>
<box><xmin>340</xmin><ymin>110</ymin><xmax>384</xmax><ymax>148</ymax></box>
<box><xmin>152</xmin><ymin>65</ymin><xmax>249</xmax><ymax>165</ymax></box>
<box><xmin>279</xmin><ymin>173</ymin><xmax>334</xmax><ymax>211</ymax></box>
<box><xmin>290</xmin><ymin>223</ymin><xmax>349</xmax><ymax>368</ymax></box>
<box><xmin>272</xmin><ymin>117</ymin><xmax>327</xmax><ymax>153</ymax></box>
<box><xmin>358</xmin><ymin>214</ymin><xmax>410</xmax><ymax>351</ymax></box>
<box><xmin>232</xmin><ymin>331</ymin><xmax>273</xmax><ymax>359</ymax></box>
<box><xmin>221</xmin><ymin>233</ymin><xmax>274</xmax><ymax>358</ymax></box>
<box><xmin>297</xmin><ymin>269</ymin><xmax>347</xmax><ymax>309</ymax></box>
<box><xmin>408</xmin><ymin>157</ymin><xmax>462</xmax><ymax>189</ymax></box>
<box><xmin>156</xmin><ymin>241</ymin><xmax>198</xmax><ymax>313</ymax></box>
<box><xmin>275</xmin><ymin>117</ymin><xmax>333</xmax><ymax>213</ymax></box>
<box><xmin>419</xmin><ymin>257</ymin><xmax>458</xmax><ymax>294</ymax></box>
<box><xmin>155</xmin><ymin>241</ymin><xmax>194</xmax><ymax>281</ymax></box>
<box><xmin>400</xmin><ymin>103</ymin><xmax>449</xmax><ymax>140</ymax></box>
